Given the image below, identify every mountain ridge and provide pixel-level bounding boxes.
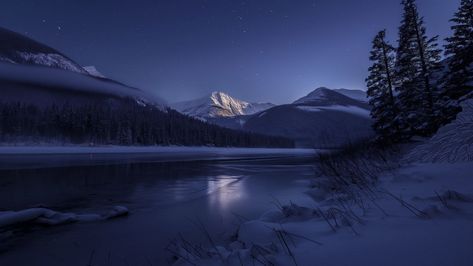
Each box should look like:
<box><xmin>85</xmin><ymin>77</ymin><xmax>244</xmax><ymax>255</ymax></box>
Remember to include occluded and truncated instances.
<box><xmin>194</xmin><ymin>88</ymin><xmax>374</xmax><ymax>148</ymax></box>
<box><xmin>171</xmin><ymin>91</ymin><xmax>275</xmax><ymax>119</ymax></box>
<box><xmin>0</xmin><ymin>27</ymin><xmax>87</xmax><ymax>74</ymax></box>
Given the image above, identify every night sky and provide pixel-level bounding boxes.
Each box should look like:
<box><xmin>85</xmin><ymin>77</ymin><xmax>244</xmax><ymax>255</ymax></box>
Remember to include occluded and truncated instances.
<box><xmin>0</xmin><ymin>0</ymin><xmax>460</xmax><ymax>104</ymax></box>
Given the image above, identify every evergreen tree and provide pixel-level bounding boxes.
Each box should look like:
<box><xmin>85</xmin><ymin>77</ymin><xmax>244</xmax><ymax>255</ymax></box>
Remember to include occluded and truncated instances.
<box><xmin>443</xmin><ymin>0</ymin><xmax>473</xmax><ymax>100</ymax></box>
<box><xmin>395</xmin><ymin>0</ymin><xmax>442</xmax><ymax>137</ymax></box>
<box><xmin>366</xmin><ymin>30</ymin><xmax>399</xmax><ymax>141</ymax></box>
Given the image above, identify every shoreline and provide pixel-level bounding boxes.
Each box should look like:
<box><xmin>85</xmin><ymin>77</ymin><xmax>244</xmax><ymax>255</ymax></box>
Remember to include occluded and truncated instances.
<box><xmin>0</xmin><ymin>146</ymin><xmax>320</xmax><ymax>170</ymax></box>
<box><xmin>0</xmin><ymin>145</ymin><xmax>318</xmax><ymax>155</ymax></box>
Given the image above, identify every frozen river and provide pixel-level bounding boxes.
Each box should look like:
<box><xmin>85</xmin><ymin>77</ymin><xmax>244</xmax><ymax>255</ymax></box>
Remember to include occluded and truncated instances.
<box><xmin>0</xmin><ymin>148</ymin><xmax>317</xmax><ymax>265</ymax></box>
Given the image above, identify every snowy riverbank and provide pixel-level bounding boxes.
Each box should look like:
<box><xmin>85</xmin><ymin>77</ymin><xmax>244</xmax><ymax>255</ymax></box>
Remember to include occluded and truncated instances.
<box><xmin>170</xmin><ymin>100</ymin><xmax>473</xmax><ymax>266</ymax></box>
<box><xmin>170</xmin><ymin>161</ymin><xmax>473</xmax><ymax>266</ymax></box>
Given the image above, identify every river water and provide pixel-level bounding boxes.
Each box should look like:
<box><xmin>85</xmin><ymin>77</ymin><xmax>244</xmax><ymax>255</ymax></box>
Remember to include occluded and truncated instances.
<box><xmin>0</xmin><ymin>151</ymin><xmax>316</xmax><ymax>266</ymax></box>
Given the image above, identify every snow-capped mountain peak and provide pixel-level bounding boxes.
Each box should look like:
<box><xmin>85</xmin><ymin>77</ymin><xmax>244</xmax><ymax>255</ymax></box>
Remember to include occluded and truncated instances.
<box><xmin>209</xmin><ymin>91</ymin><xmax>247</xmax><ymax>114</ymax></box>
<box><xmin>172</xmin><ymin>91</ymin><xmax>275</xmax><ymax>118</ymax></box>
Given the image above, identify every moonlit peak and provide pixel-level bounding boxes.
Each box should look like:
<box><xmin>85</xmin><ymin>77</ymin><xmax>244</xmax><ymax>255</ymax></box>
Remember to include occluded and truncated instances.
<box><xmin>172</xmin><ymin>91</ymin><xmax>275</xmax><ymax>118</ymax></box>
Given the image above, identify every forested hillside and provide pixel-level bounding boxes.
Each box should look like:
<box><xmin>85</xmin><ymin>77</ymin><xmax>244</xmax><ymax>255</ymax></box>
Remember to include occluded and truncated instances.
<box><xmin>0</xmin><ymin>99</ymin><xmax>294</xmax><ymax>148</ymax></box>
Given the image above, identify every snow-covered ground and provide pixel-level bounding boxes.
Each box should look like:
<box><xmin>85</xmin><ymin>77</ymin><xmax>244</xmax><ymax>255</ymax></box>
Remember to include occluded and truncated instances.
<box><xmin>170</xmin><ymin>161</ymin><xmax>473</xmax><ymax>266</ymax></box>
<box><xmin>406</xmin><ymin>99</ymin><xmax>473</xmax><ymax>163</ymax></box>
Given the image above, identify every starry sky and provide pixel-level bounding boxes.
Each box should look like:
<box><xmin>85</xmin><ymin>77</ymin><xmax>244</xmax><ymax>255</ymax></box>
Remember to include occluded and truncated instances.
<box><xmin>0</xmin><ymin>0</ymin><xmax>460</xmax><ymax>104</ymax></box>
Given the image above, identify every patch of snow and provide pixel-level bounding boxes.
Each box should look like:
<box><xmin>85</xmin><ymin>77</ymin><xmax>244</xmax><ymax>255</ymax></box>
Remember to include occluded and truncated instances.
<box><xmin>295</xmin><ymin>106</ymin><xmax>322</xmax><ymax>112</ymax></box>
<box><xmin>0</xmin><ymin>57</ymin><xmax>16</xmax><ymax>64</ymax></box>
<box><xmin>16</xmin><ymin>52</ymin><xmax>86</xmax><ymax>74</ymax></box>
<box><xmin>0</xmin><ymin>206</ymin><xmax>128</xmax><ymax>228</ymax></box>
<box><xmin>83</xmin><ymin>65</ymin><xmax>106</xmax><ymax>78</ymax></box>
<box><xmin>296</xmin><ymin>105</ymin><xmax>370</xmax><ymax>117</ymax></box>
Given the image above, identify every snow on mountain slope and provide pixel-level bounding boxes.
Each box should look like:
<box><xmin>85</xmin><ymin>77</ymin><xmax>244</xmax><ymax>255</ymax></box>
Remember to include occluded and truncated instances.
<box><xmin>0</xmin><ymin>62</ymin><xmax>164</xmax><ymax>107</ymax></box>
<box><xmin>295</xmin><ymin>105</ymin><xmax>370</xmax><ymax>118</ymax></box>
<box><xmin>171</xmin><ymin>91</ymin><xmax>274</xmax><ymax>118</ymax></box>
<box><xmin>83</xmin><ymin>66</ymin><xmax>106</xmax><ymax>78</ymax></box>
<box><xmin>14</xmin><ymin>52</ymin><xmax>86</xmax><ymax>74</ymax></box>
<box><xmin>0</xmin><ymin>27</ymin><xmax>87</xmax><ymax>74</ymax></box>
<box><xmin>333</xmin><ymin>88</ymin><xmax>368</xmax><ymax>102</ymax></box>
<box><xmin>406</xmin><ymin>97</ymin><xmax>473</xmax><ymax>163</ymax></box>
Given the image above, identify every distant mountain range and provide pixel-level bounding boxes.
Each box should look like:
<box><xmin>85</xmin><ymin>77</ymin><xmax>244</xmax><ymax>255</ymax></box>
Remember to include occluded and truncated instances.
<box><xmin>243</xmin><ymin>87</ymin><xmax>373</xmax><ymax>148</ymax></box>
<box><xmin>0</xmin><ymin>27</ymin><xmax>292</xmax><ymax>148</ymax></box>
<box><xmin>0</xmin><ymin>26</ymin><xmax>373</xmax><ymax>148</ymax></box>
<box><xmin>171</xmin><ymin>87</ymin><xmax>373</xmax><ymax>148</ymax></box>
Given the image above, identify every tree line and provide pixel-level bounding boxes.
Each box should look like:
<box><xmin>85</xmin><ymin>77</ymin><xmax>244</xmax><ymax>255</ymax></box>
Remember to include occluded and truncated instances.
<box><xmin>366</xmin><ymin>0</ymin><xmax>472</xmax><ymax>142</ymax></box>
<box><xmin>0</xmin><ymin>99</ymin><xmax>294</xmax><ymax>148</ymax></box>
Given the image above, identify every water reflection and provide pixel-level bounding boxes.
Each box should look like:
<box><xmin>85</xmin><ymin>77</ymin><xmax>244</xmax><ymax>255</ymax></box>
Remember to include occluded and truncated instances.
<box><xmin>0</xmin><ymin>161</ymin><xmax>234</xmax><ymax>211</ymax></box>
<box><xmin>207</xmin><ymin>175</ymin><xmax>246</xmax><ymax>210</ymax></box>
<box><xmin>0</xmin><ymin>157</ymin><xmax>315</xmax><ymax>266</ymax></box>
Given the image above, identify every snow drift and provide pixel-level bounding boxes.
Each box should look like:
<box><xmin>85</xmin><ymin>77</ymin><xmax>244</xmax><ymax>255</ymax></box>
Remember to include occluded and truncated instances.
<box><xmin>406</xmin><ymin>98</ymin><xmax>473</xmax><ymax>163</ymax></box>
